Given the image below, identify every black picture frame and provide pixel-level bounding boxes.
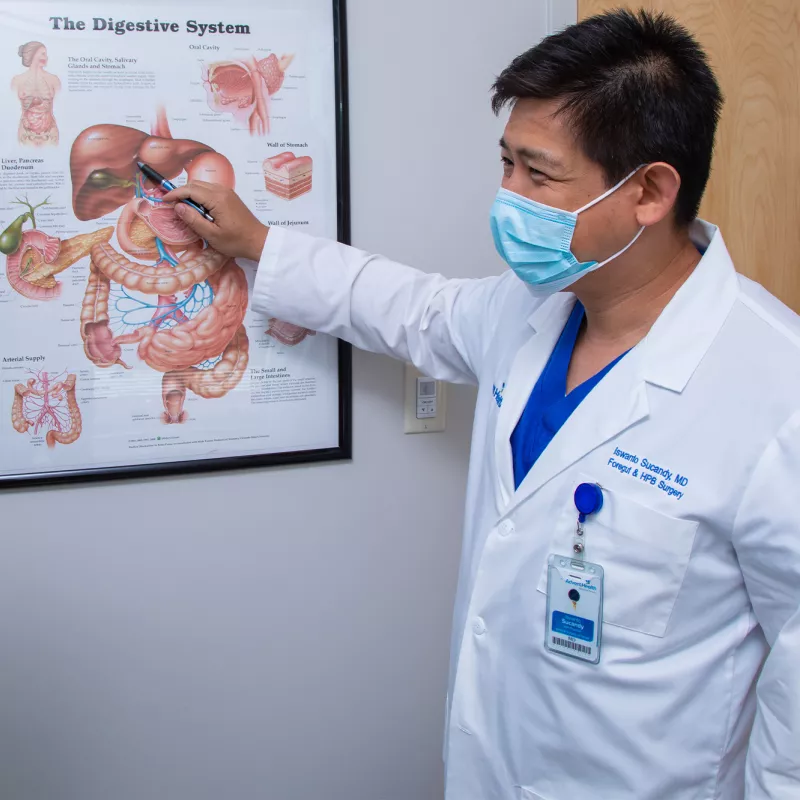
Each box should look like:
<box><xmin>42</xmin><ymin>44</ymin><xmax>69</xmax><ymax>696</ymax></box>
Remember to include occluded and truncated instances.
<box><xmin>1</xmin><ymin>0</ymin><xmax>352</xmax><ymax>489</ymax></box>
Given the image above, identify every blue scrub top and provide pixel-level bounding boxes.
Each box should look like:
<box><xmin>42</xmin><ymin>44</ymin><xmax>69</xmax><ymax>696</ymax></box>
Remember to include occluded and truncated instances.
<box><xmin>510</xmin><ymin>300</ymin><xmax>627</xmax><ymax>490</ymax></box>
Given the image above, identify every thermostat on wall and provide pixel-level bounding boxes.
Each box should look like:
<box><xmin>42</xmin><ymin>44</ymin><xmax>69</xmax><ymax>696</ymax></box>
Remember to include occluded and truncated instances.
<box><xmin>416</xmin><ymin>377</ymin><xmax>437</xmax><ymax>418</ymax></box>
<box><xmin>404</xmin><ymin>364</ymin><xmax>446</xmax><ymax>433</ymax></box>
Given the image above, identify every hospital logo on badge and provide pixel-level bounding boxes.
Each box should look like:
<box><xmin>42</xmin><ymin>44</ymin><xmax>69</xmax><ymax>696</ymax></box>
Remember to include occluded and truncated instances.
<box><xmin>492</xmin><ymin>382</ymin><xmax>506</xmax><ymax>408</ymax></box>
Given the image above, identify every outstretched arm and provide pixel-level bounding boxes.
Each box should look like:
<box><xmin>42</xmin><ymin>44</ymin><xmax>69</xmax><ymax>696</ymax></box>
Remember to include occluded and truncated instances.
<box><xmin>165</xmin><ymin>182</ymin><xmax>508</xmax><ymax>384</ymax></box>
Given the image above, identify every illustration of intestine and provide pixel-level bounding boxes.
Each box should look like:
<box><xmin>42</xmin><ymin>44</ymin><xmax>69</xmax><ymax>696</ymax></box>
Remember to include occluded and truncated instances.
<box><xmin>202</xmin><ymin>53</ymin><xmax>294</xmax><ymax>136</ymax></box>
<box><xmin>11</xmin><ymin>369</ymin><xmax>82</xmax><ymax>448</ymax></box>
<box><xmin>68</xmin><ymin>107</ymin><xmax>311</xmax><ymax>424</ymax></box>
<box><xmin>0</xmin><ymin>195</ymin><xmax>113</xmax><ymax>301</ymax></box>
<box><xmin>12</xmin><ymin>41</ymin><xmax>61</xmax><ymax>146</ymax></box>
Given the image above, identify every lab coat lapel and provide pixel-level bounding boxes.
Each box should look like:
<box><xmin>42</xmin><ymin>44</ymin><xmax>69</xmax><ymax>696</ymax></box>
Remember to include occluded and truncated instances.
<box><xmin>501</xmin><ymin>220</ymin><xmax>738</xmax><ymax>515</ymax></box>
<box><xmin>512</xmin><ymin>348</ymin><xmax>649</xmax><ymax>508</ymax></box>
<box><xmin>493</xmin><ymin>293</ymin><xmax>575</xmax><ymax>509</ymax></box>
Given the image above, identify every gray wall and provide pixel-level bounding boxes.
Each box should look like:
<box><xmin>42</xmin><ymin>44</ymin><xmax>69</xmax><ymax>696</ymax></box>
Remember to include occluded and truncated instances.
<box><xmin>0</xmin><ymin>1</ymin><xmax>570</xmax><ymax>798</ymax></box>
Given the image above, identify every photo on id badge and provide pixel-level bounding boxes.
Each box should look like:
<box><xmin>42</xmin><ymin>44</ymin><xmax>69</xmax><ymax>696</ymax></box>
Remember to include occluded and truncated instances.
<box><xmin>545</xmin><ymin>555</ymin><xmax>604</xmax><ymax>664</ymax></box>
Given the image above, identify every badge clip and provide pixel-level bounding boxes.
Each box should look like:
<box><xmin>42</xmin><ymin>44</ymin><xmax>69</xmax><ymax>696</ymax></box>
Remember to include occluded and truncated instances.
<box><xmin>572</xmin><ymin>482</ymin><xmax>603</xmax><ymax>559</ymax></box>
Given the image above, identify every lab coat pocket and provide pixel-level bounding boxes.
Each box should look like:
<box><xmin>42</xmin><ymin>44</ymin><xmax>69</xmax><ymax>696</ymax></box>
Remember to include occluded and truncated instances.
<box><xmin>537</xmin><ymin>475</ymin><xmax>698</xmax><ymax>638</ymax></box>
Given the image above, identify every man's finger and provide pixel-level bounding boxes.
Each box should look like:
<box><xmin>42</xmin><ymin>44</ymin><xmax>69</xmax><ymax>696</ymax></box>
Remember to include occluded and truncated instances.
<box><xmin>174</xmin><ymin>203</ymin><xmax>217</xmax><ymax>239</ymax></box>
<box><xmin>162</xmin><ymin>181</ymin><xmax>216</xmax><ymax>206</ymax></box>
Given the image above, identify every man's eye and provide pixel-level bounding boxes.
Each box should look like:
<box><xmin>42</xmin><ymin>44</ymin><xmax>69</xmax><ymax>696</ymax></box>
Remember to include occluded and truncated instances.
<box><xmin>530</xmin><ymin>167</ymin><xmax>547</xmax><ymax>179</ymax></box>
<box><xmin>501</xmin><ymin>156</ymin><xmax>513</xmax><ymax>167</ymax></box>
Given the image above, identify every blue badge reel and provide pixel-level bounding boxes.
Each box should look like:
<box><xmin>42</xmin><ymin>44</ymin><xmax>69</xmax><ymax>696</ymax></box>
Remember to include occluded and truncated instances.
<box><xmin>545</xmin><ymin>483</ymin><xmax>605</xmax><ymax>664</ymax></box>
<box><xmin>574</xmin><ymin>481</ymin><xmax>603</xmax><ymax>521</ymax></box>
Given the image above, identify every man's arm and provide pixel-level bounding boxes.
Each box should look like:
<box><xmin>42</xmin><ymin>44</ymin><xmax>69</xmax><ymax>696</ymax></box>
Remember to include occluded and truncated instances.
<box><xmin>166</xmin><ymin>182</ymin><xmax>510</xmax><ymax>384</ymax></box>
<box><xmin>732</xmin><ymin>410</ymin><xmax>800</xmax><ymax>797</ymax></box>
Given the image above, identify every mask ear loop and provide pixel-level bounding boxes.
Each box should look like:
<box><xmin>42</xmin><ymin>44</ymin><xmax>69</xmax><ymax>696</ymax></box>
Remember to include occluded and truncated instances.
<box><xmin>574</xmin><ymin>165</ymin><xmax>645</xmax><ymax>215</ymax></box>
<box><xmin>572</xmin><ymin>165</ymin><xmax>647</xmax><ymax>268</ymax></box>
<box><xmin>592</xmin><ymin>224</ymin><xmax>645</xmax><ymax>269</ymax></box>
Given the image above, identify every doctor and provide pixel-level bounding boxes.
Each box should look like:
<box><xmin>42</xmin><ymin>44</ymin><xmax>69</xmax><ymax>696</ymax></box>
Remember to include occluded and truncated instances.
<box><xmin>167</xmin><ymin>9</ymin><xmax>800</xmax><ymax>799</ymax></box>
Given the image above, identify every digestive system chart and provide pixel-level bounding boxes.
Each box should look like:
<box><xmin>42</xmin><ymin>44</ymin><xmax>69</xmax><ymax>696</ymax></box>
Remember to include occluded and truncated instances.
<box><xmin>0</xmin><ymin>2</ymin><xmax>342</xmax><ymax>479</ymax></box>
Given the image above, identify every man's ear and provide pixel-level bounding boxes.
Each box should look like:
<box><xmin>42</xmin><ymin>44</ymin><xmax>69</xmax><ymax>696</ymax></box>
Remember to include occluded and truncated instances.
<box><xmin>634</xmin><ymin>162</ymin><xmax>681</xmax><ymax>227</ymax></box>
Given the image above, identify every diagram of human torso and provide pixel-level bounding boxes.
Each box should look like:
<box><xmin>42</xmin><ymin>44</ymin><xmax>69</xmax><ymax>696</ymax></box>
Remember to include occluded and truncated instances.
<box><xmin>16</xmin><ymin>74</ymin><xmax>60</xmax><ymax>145</ymax></box>
<box><xmin>12</xmin><ymin>42</ymin><xmax>61</xmax><ymax>146</ymax></box>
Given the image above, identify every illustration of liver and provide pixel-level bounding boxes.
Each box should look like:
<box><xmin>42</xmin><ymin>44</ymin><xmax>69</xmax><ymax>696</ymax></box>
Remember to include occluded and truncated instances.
<box><xmin>11</xmin><ymin>370</ymin><xmax>82</xmax><ymax>448</ymax></box>
<box><xmin>69</xmin><ymin>124</ymin><xmax>233</xmax><ymax>221</ymax></box>
<box><xmin>263</xmin><ymin>151</ymin><xmax>313</xmax><ymax>200</ymax></box>
<box><xmin>202</xmin><ymin>53</ymin><xmax>293</xmax><ymax>136</ymax></box>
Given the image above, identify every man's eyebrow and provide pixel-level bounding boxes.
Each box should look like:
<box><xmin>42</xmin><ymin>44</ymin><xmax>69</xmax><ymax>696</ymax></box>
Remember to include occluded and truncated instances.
<box><xmin>498</xmin><ymin>137</ymin><xmax>564</xmax><ymax>170</ymax></box>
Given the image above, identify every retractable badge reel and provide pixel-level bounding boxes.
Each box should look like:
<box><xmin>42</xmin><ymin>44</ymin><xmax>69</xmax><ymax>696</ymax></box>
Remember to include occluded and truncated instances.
<box><xmin>545</xmin><ymin>482</ymin><xmax>605</xmax><ymax>664</ymax></box>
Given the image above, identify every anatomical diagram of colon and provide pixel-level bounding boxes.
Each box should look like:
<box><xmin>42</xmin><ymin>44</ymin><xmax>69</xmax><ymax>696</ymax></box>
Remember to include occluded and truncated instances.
<box><xmin>0</xmin><ymin>195</ymin><xmax>113</xmax><ymax>301</ymax></box>
<box><xmin>69</xmin><ymin>108</ymin><xmax>311</xmax><ymax>424</ymax></box>
<box><xmin>11</xmin><ymin>370</ymin><xmax>82</xmax><ymax>448</ymax></box>
<box><xmin>202</xmin><ymin>53</ymin><xmax>293</xmax><ymax>136</ymax></box>
<box><xmin>12</xmin><ymin>41</ymin><xmax>61</xmax><ymax>146</ymax></box>
<box><xmin>69</xmin><ymin>108</ymin><xmax>250</xmax><ymax>424</ymax></box>
<box><xmin>263</xmin><ymin>152</ymin><xmax>313</xmax><ymax>200</ymax></box>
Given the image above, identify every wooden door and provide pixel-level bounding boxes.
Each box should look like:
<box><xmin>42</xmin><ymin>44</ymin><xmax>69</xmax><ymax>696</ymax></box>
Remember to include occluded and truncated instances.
<box><xmin>578</xmin><ymin>1</ymin><xmax>800</xmax><ymax>310</ymax></box>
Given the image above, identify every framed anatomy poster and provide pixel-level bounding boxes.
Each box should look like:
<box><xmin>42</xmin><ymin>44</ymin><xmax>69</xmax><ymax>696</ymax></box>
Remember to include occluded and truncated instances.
<box><xmin>0</xmin><ymin>0</ymin><xmax>351</xmax><ymax>486</ymax></box>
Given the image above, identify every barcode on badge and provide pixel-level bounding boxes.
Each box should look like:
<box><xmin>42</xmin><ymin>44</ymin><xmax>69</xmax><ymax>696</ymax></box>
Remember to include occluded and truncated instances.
<box><xmin>552</xmin><ymin>636</ymin><xmax>592</xmax><ymax>655</ymax></box>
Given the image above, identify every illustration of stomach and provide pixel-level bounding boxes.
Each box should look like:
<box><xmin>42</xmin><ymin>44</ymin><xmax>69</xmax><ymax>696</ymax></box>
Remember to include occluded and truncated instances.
<box><xmin>202</xmin><ymin>53</ymin><xmax>293</xmax><ymax>136</ymax></box>
<box><xmin>11</xmin><ymin>370</ymin><xmax>82</xmax><ymax>448</ymax></box>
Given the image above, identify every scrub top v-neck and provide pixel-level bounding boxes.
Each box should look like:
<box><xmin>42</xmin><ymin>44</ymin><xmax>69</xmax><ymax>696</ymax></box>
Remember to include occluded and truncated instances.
<box><xmin>510</xmin><ymin>300</ymin><xmax>628</xmax><ymax>490</ymax></box>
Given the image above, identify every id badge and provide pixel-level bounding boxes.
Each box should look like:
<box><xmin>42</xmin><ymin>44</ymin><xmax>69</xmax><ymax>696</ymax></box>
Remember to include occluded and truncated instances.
<box><xmin>545</xmin><ymin>554</ymin><xmax>604</xmax><ymax>664</ymax></box>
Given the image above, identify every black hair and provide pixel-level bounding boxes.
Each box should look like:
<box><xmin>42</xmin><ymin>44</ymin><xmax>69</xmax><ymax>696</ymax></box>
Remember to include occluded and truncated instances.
<box><xmin>491</xmin><ymin>9</ymin><xmax>723</xmax><ymax>225</ymax></box>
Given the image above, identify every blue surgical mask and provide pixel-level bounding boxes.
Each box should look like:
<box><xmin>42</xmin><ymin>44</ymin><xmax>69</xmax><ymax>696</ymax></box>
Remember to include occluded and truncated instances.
<box><xmin>490</xmin><ymin>169</ymin><xmax>645</xmax><ymax>297</ymax></box>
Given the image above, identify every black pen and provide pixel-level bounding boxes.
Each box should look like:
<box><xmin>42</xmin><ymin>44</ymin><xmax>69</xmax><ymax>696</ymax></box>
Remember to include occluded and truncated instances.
<box><xmin>136</xmin><ymin>161</ymin><xmax>215</xmax><ymax>222</ymax></box>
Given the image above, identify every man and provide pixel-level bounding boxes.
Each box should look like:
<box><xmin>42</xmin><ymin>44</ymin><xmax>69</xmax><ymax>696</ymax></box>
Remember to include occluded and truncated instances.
<box><xmin>167</xmin><ymin>9</ymin><xmax>800</xmax><ymax>799</ymax></box>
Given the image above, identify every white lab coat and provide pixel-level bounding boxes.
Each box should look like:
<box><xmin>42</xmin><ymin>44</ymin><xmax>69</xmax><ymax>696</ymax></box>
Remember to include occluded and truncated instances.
<box><xmin>251</xmin><ymin>221</ymin><xmax>800</xmax><ymax>800</ymax></box>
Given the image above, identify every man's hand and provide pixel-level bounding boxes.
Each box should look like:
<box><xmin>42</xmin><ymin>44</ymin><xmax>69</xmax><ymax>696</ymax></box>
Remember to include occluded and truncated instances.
<box><xmin>163</xmin><ymin>181</ymin><xmax>268</xmax><ymax>262</ymax></box>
